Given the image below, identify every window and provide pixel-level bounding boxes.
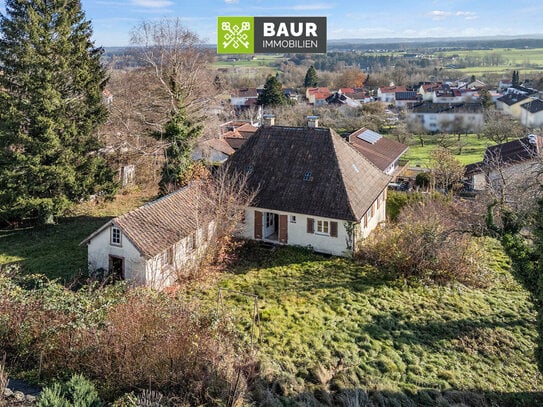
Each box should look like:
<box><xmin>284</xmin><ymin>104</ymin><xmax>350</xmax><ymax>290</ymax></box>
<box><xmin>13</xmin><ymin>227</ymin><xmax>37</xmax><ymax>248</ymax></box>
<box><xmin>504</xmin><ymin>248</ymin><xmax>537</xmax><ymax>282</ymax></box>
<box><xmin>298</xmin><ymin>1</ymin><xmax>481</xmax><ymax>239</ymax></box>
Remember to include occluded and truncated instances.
<box><xmin>303</xmin><ymin>171</ymin><xmax>312</xmax><ymax>181</ymax></box>
<box><xmin>376</xmin><ymin>194</ymin><xmax>381</xmax><ymax>210</ymax></box>
<box><xmin>290</xmin><ymin>215</ymin><xmax>297</xmax><ymax>223</ymax></box>
<box><xmin>111</xmin><ymin>226</ymin><xmax>121</xmax><ymax>246</ymax></box>
<box><xmin>187</xmin><ymin>233</ymin><xmax>195</xmax><ymax>252</ymax></box>
<box><xmin>316</xmin><ymin>220</ymin><xmax>329</xmax><ymax>235</ymax></box>
<box><xmin>266</xmin><ymin>212</ymin><xmax>274</xmax><ymax>227</ymax></box>
<box><xmin>163</xmin><ymin>247</ymin><xmax>173</xmax><ymax>266</ymax></box>
<box><xmin>246</xmin><ymin>164</ymin><xmax>254</xmax><ymax>174</ymax></box>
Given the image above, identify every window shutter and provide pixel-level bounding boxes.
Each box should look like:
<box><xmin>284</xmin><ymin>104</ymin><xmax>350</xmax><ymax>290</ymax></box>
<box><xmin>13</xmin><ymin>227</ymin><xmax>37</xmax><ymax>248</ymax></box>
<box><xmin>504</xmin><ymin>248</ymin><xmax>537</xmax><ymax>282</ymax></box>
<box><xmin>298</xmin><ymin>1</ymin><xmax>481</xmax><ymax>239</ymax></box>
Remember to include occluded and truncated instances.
<box><xmin>307</xmin><ymin>218</ymin><xmax>314</xmax><ymax>234</ymax></box>
<box><xmin>254</xmin><ymin>211</ymin><xmax>263</xmax><ymax>239</ymax></box>
<box><xmin>279</xmin><ymin>215</ymin><xmax>288</xmax><ymax>244</ymax></box>
<box><xmin>330</xmin><ymin>221</ymin><xmax>338</xmax><ymax>238</ymax></box>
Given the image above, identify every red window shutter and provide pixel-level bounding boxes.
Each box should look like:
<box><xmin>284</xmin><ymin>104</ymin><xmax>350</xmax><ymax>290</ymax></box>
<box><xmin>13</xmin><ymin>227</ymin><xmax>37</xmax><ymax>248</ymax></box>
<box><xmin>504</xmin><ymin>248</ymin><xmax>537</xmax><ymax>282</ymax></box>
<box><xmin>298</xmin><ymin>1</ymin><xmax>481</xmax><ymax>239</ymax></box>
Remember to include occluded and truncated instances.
<box><xmin>254</xmin><ymin>210</ymin><xmax>263</xmax><ymax>239</ymax></box>
<box><xmin>307</xmin><ymin>218</ymin><xmax>314</xmax><ymax>234</ymax></box>
<box><xmin>330</xmin><ymin>221</ymin><xmax>338</xmax><ymax>238</ymax></box>
<box><xmin>279</xmin><ymin>215</ymin><xmax>288</xmax><ymax>243</ymax></box>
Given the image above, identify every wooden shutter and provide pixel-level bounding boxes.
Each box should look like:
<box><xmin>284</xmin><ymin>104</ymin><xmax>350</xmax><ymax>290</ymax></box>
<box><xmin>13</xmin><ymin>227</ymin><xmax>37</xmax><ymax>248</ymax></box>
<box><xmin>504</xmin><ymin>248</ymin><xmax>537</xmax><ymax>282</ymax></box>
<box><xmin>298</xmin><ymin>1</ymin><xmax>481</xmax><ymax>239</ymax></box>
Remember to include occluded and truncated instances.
<box><xmin>279</xmin><ymin>215</ymin><xmax>288</xmax><ymax>244</ymax></box>
<box><xmin>307</xmin><ymin>218</ymin><xmax>314</xmax><ymax>234</ymax></box>
<box><xmin>254</xmin><ymin>210</ymin><xmax>263</xmax><ymax>239</ymax></box>
<box><xmin>330</xmin><ymin>221</ymin><xmax>338</xmax><ymax>238</ymax></box>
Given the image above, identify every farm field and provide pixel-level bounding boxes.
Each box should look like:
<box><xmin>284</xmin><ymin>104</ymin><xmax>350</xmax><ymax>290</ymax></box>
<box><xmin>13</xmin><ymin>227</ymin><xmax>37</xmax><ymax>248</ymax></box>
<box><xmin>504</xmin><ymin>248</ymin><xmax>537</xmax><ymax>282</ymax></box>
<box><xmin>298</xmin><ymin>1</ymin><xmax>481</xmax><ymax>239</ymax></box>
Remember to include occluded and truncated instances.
<box><xmin>195</xmin><ymin>243</ymin><xmax>542</xmax><ymax>405</ymax></box>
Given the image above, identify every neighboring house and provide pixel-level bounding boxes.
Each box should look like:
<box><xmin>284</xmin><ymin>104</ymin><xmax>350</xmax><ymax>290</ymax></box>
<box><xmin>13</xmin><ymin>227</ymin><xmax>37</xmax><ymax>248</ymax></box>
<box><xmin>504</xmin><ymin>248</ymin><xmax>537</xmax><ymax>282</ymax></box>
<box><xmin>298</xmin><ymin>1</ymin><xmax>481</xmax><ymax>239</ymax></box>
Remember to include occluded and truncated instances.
<box><xmin>192</xmin><ymin>138</ymin><xmax>235</xmax><ymax>163</ymax></box>
<box><xmin>230</xmin><ymin>88</ymin><xmax>259</xmax><ymax>109</ymax></box>
<box><xmin>408</xmin><ymin>102</ymin><xmax>484</xmax><ymax>132</ymax></box>
<box><xmin>81</xmin><ymin>184</ymin><xmax>211</xmax><ymax>290</ymax></box>
<box><xmin>496</xmin><ymin>94</ymin><xmax>532</xmax><ymax>119</ymax></box>
<box><xmin>347</xmin><ymin>128</ymin><xmax>408</xmax><ymax>175</ymax></box>
<box><xmin>351</xmin><ymin>91</ymin><xmax>373</xmax><ymax>103</ymax></box>
<box><xmin>326</xmin><ymin>91</ymin><xmax>361</xmax><ymax>107</ymax></box>
<box><xmin>506</xmin><ymin>85</ymin><xmax>538</xmax><ymax>96</ymax></box>
<box><xmin>284</xmin><ymin>88</ymin><xmax>300</xmax><ymax>103</ymax></box>
<box><xmin>339</xmin><ymin>87</ymin><xmax>355</xmax><ymax>95</ymax></box>
<box><xmin>520</xmin><ymin>99</ymin><xmax>543</xmax><ymax>128</ymax></box>
<box><xmin>225</xmin><ymin>120</ymin><xmax>391</xmax><ymax>256</ymax></box>
<box><xmin>460</xmin><ymin>79</ymin><xmax>486</xmax><ymax>90</ymax></box>
<box><xmin>377</xmin><ymin>85</ymin><xmax>407</xmax><ymax>103</ymax></box>
<box><xmin>394</xmin><ymin>91</ymin><xmax>419</xmax><ymax>108</ymax></box>
<box><xmin>498</xmin><ymin>79</ymin><xmax>512</xmax><ymax>92</ymax></box>
<box><xmin>432</xmin><ymin>88</ymin><xmax>467</xmax><ymax>104</ymax></box>
<box><xmin>220</xmin><ymin>121</ymin><xmax>259</xmax><ymax>151</ymax></box>
<box><xmin>306</xmin><ymin>87</ymin><xmax>331</xmax><ymax>105</ymax></box>
<box><xmin>418</xmin><ymin>83</ymin><xmax>442</xmax><ymax>101</ymax></box>
<box><xmin>465</xmin><ymin>134</ymin><xmax>543</xmax><ymax>192</ymax></box>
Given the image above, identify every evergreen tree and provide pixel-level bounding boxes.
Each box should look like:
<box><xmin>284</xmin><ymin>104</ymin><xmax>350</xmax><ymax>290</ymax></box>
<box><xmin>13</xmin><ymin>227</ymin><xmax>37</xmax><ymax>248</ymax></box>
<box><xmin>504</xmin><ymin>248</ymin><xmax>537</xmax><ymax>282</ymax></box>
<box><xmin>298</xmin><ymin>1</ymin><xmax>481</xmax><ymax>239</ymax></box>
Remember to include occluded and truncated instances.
<box><xmin>479</xmin><ymin>89</ymin><xmax>494</xmax><ymax>109</ymax></box>
<box><xmin>257</xmin><ymin>75</ymin><xmax>289</xmax><ymax>107</ymax></box>
<box><xmin>304</xmin><ymin>65</ymin><xmax>319</xmax><ymax>87</ymax></box>
<box><xmin>512</xmin><ymin>70</ymin><xmax>520</xmax><ymax>87</ymax></box>
<box><xmin>155</xmin><ymin>106</ymin><xmax>203</xmax><ymax>195</ymax></box>
<box><xmin>0</xmin><ymin>0</ymin><xmax>116</xmax><ymax>224</ymax></box>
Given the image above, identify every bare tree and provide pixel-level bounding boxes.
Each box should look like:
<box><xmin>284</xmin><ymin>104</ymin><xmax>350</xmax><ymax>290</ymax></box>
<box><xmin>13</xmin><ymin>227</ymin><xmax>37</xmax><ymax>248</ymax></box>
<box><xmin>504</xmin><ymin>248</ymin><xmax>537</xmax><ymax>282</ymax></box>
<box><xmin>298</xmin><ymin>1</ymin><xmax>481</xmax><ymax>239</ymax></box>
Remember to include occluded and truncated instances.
<box><xmin>130</xmin><ymin>18</ymin><xmax>218</xmax><ymax>116</ymax></box>
<box><xmin>429</xmin><ymin>148</ymin><xmax>465</xmax><ymax>193</ymax></box>
<box><xmin>481</xmin><ymin>110</ymin><xmax>524</xmax><ymax>144</ymax></box>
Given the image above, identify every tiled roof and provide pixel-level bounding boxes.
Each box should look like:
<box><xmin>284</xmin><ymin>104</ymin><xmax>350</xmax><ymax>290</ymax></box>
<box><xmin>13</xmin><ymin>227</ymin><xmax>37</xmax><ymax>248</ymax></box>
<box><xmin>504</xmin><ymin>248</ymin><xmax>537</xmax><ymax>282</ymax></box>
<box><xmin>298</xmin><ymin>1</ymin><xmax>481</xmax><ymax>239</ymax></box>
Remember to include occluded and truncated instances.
<box><xmin>231</xmin><ymin>88</ymin><xmax>258</xmax><ymax>98</ymax></box>
<box><xmin>339</xmin><ymin>88</ymin><xmax>355</xmax><ymax>94</ymax></box>
<box><xmin>224</xmin><ymin>137</ymin><xmax>247</xmax><ymax>150</ymax></box>
<box><xmin>411</xmin><ymin>101</ymin><xmax>483</xmax><ymax>114</ymax></box>
<box><xmin>497</xmin><ymin>93</ymin><xmax>530</xmax><ymax>106</ymax></box>
<box><xmin>348</xmin><ymin>128</ymin><xmax>408</xmax><ymax>172</ymax></box>
<box><xmin>225</xmin><ymin>126</ymin><xmax>390</xmax><ymax>221</ymax></box>
<box><xmin>81</xmin><ymin>184</ymin><xmax>206</xmax><ymax>258</ymax></box>
<box><xmin>202</xmin><ymin>138</ymin><xmax>235</xmax><ymax>156</ymax></box>
<box><xmin>236</xmin><ymin>123</ymin><xmax>259</xmax><ymax>137</ymax></box>
<box><xmin>307</xmin><ymin>87</ymin><xmax>330</xmax><ymax>95</ymax></box>
<box><xmin>379</xmin><ymin>85</ymin><xmax>407</xmax><ymax>94</ymax></box>
<box><xmin>521</xmin><ymin>98</ymin><xmax>543</xmax><ymax>114</ymax></box>
<box><xmin>484</xmin><ymin>135</ymin><xmax>542</xmax><ymax>166</ymax></box>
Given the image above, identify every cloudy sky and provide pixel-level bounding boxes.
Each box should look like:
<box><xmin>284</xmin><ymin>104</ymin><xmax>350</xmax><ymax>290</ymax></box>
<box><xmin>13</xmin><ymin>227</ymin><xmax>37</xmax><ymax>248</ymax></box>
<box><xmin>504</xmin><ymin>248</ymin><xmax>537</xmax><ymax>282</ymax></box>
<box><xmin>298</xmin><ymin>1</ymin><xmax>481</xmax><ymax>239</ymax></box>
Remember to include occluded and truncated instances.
<box><xmin>1</xmin><ymin>0</ymin><xmax>542</xmax><ymax>47</ymax></box>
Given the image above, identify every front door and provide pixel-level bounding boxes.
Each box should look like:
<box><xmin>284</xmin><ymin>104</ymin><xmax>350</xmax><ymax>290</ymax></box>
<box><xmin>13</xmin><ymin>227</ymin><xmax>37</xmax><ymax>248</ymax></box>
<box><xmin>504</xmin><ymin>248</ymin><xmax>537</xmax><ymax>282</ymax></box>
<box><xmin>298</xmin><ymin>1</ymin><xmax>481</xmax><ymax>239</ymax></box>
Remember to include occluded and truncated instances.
<box><xmin>109</xmin><ymin>255</ymin><xmax>124</xmax><ymax>280</ymax></box>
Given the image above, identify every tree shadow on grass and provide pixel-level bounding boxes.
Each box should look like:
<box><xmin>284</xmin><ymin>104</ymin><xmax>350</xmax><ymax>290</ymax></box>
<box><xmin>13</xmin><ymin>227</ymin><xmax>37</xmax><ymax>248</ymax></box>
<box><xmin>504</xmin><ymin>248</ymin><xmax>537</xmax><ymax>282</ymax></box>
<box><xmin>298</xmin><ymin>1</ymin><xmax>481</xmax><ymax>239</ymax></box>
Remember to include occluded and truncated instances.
<box><xmin>0</xmin><ymin>215</ymin><xmax>111</xmax><ymax>283</ymax></box>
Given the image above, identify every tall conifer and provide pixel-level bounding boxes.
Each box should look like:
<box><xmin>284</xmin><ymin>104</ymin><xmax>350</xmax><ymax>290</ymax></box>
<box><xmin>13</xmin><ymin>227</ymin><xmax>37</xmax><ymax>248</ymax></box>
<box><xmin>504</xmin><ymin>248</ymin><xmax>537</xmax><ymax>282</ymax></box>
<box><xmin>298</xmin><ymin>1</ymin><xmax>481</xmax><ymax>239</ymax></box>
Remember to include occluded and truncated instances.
<box><xmin>0</xmin><ymin>0</ymin><xmax>116</xmax><ymax>224</ymax></box>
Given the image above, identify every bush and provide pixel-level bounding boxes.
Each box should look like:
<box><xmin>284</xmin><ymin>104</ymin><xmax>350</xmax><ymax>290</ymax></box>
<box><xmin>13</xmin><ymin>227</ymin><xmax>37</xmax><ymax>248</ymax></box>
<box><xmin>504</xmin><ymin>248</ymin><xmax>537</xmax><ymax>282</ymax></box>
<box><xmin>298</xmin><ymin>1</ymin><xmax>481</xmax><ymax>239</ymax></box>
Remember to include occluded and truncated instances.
<box><xmin>358</xmin><ymin>199</ymin><xmax>490</xmax><ymax>287</ymax></box>
<box><xmin>37</xmin><ymin>374</ymin><xmax>103</xmax><ymax>407</ymax></box>
<box><xmin>0</xmin><ymin>274</ymin><xmax>250</xmax><ymax>404</ymax></box>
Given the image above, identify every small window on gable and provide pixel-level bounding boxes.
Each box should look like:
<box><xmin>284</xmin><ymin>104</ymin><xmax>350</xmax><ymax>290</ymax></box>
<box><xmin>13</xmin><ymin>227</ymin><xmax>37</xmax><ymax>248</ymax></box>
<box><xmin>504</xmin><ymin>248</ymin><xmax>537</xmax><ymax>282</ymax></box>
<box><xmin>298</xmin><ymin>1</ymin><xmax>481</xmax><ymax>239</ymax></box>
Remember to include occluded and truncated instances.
<box><xmin>290</xmin><ymin>215</ymin><xmax>297</xmax><ymax>223</ymax></box>
<box><xmin>303</xmin><ymin>171</ymin><xmax>312</xmax><ymax>182</ymax></box>
<box><xmin>111</xmin><ymin>226</ymin><xmax>122</xmax><ymax>246</ymax></box>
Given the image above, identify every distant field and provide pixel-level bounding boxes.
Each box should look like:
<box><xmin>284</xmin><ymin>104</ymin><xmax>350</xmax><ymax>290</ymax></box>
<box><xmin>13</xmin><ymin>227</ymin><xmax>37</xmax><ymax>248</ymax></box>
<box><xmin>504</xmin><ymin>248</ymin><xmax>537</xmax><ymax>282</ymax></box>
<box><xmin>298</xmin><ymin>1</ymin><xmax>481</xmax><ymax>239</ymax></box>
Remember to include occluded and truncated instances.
<box><xmin>400</xmin><ymin>133</ymin><xmax>490</xmax><ymax>167</ymax></box>
<box><xmin>215</xmin><ymin>54</ymin><xmax>285</xmax><ymax>69</ymax></box>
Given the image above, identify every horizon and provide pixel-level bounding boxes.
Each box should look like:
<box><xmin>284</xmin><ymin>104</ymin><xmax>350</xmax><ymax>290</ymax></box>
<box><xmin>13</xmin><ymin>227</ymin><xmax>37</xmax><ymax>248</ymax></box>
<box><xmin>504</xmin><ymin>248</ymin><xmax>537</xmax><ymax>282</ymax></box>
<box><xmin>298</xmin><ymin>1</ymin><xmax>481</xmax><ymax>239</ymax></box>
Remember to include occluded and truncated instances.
<box><xmin>0</xmin><ymin>0</ymin><xmax>543</xmax><ymax>48</ymax></box>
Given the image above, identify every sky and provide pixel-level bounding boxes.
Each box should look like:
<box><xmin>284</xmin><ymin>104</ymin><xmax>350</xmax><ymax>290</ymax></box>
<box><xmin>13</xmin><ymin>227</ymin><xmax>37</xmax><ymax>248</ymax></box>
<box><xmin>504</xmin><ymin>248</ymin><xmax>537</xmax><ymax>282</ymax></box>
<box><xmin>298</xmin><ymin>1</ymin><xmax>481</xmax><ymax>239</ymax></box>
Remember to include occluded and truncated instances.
<box><xmin>1</xmin><ymin>0</ymin><xmax>543</xmax><ymax>47</ymax></box>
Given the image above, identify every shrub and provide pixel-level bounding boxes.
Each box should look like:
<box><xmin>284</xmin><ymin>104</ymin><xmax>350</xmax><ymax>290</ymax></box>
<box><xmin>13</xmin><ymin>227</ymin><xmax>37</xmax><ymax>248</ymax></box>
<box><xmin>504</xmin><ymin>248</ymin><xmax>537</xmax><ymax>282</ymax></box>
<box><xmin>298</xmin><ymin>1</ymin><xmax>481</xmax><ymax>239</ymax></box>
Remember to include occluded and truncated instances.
<box><xmin>358</xmin><ymin>199</ymin><xmax>490</xmax><ymax>287</ymax></box>
<box><xmin>0</xmin><ymin>274</ymin><xmax>250</xmax><ymax>404</ymax></box>
<box><xmin>37</xmin><ymin>374</ymin><xmax>103</xmax><ymax>407</ymax></box>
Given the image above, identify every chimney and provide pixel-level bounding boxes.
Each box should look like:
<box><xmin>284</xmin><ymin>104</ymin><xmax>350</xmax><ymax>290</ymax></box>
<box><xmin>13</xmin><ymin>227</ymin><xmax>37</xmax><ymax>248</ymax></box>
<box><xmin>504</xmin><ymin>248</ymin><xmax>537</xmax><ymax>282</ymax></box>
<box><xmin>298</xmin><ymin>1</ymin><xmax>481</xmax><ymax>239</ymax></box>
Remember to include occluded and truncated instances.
<box><xmin>307</xmin><ymin>115</ymin><xmax>319</xmax><ymax>128</ymax></box>
<box><xmin>262</xmin><ymin>114</ymin><xmax>275</xmax><ymax>127</ymax></box>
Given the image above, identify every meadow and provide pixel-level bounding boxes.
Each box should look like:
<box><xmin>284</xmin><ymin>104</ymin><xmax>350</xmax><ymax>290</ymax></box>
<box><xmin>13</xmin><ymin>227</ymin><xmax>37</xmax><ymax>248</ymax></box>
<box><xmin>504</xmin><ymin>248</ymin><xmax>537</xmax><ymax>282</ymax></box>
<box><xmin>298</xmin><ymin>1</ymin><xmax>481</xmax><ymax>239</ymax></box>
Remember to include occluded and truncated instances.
<box><xmin>194</xmin><ymin>243</ymin><xmax>542</xmax><ymax>405</ymax></box>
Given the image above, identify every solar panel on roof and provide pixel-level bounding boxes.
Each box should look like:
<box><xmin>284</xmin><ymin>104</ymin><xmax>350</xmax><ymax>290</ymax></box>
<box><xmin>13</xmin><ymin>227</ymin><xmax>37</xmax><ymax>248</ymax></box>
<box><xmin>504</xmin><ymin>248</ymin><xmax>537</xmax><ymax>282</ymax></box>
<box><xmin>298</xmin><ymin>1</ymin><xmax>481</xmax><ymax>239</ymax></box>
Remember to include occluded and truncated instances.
<box><xmin>357</xmin><ymin>129</ymin><xmax>383</xmax><ymax>144</ymax></box>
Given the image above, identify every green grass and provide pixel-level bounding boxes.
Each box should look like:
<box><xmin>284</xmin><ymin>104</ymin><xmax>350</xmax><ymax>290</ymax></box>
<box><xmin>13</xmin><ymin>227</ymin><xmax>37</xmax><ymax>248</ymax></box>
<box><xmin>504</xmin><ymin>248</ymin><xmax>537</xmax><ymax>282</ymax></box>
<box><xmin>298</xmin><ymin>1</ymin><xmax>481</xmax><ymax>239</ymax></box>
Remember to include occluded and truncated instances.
<box><xmin>401</xmin><ymin>133</ymin><xmax>490</xmax><ymax>167</ymax></box>
<box><xmin>0</xmin><ymin>189</ymin><xmax>155</xmax><ymax>282</ymax></box>
<box><xmin>196</xmin><ymin>242</ymin><xmax>541</xmax><ymax>403</ymax></box>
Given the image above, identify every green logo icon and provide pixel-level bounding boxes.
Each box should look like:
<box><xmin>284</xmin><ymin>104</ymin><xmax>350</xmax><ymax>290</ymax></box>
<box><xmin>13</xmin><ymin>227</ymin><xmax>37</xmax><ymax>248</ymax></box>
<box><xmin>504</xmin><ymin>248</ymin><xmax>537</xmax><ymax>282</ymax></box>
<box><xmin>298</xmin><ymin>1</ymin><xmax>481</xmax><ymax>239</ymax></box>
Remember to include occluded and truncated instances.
<box><xmin>218</xmin><ymin>17</ymin><xmax>254</xmax><ymax>54</ymax></box>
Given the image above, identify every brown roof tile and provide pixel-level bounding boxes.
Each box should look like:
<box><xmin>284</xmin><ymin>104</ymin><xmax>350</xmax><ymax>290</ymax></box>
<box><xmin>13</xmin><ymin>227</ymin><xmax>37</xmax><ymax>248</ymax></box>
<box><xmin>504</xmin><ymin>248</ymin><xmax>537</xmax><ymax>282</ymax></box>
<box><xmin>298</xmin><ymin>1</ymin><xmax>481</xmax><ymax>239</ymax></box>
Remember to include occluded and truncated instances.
<box><xmin>81</xmin><ymin>184</ymin><xmax>206</xmax><ymax>258</ymax></box>
<box><xmin>225</xmin><ymin>126</ymin><xmax>390</xmax><ymax>221</ymax></box>
<box><xmin>348</xmin><ymin>129</ymin><xmax>408</xmax><ymax>171</ymax></box>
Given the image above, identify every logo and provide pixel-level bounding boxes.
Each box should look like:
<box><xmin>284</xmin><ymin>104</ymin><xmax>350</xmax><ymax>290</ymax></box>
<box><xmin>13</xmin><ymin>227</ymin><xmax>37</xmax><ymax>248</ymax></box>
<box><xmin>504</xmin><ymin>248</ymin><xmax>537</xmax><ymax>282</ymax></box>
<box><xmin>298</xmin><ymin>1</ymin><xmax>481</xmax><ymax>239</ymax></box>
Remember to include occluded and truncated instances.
<box><xmin>218</xmin><ymin>16</ymin><xmax>326</xmax><ymax>54</ymax></box>
<box><xmin>218</xmin><ymin>17</ymin><xmax>255</xmax><ymax>54</ymax></box>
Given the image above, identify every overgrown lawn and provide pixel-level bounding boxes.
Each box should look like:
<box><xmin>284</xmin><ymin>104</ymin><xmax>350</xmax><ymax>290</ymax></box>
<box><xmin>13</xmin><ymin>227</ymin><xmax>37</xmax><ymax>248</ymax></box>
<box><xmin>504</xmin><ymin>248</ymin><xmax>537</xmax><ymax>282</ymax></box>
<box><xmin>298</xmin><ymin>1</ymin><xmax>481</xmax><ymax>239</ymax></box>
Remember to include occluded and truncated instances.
<box><xmin>198</xmin><ymin>242</ymin><xmax>541</xmax><ymax>404</ymax></box>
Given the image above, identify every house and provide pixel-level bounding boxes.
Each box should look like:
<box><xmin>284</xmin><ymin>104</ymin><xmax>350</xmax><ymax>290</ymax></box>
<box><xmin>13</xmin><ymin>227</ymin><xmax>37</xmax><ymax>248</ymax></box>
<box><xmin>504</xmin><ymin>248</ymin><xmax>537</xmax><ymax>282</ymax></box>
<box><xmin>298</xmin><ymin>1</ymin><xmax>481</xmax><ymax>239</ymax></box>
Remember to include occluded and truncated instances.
<box><xmin>192</xmin><ymin>138</ymin><xmax>235</xmax><ymax>163</ymax></box>
<box><xmin>81</xmin><ymin>184</ymin><xmax>212</xmax><ymax>289</ymax></box>
<box><xmin>377</xmin><ymin>85</ymin><xmax>407</xmax><ymax>103</ymax></box>
<box><xmin>408</xmin><ymin>102</ymin><xmax>484</xmax><ymax>133</ymax></box>
<box><xmin>306</xmin><ymin>87</ymin><xmax>331</xmax><ymax>105</ymax></box>
<box><xmin>225</xmin><ymin>117</ymin><xmax>391</xmax><ymax>256</ymax></box>
<box><xmin>220</xmin><ymin>121</ymin><xmax>259</xmax><ymax>151</ymax></box>
<box><xmin>351</xmin><ymin>90</ymin><xmax>373</xmax><ymax>103</ymax></box>
<box><xmin>346</xmin><ymin>128</ymin><xmax>408</xmax><ymax>176</ymax></box>
<box><xmin>326</xmin><ymin>91</ymin><xmax>361</xmax><ymax>107</ymax></box>
<box><xmin>418</xmin><ymin>83</ymin><xmax>442</xmax><ymax>101</ymax></box>
<box><xmin>496</xmin><ymin>93</ymin><xmax>532</xmax><ymax>119</ymax></box>
<box><xmin>230</xmin><ymin>88</ymin><xmax>259</xmax><ymax>109</ymax></box>
<box><xmin>506</xmin><ymin>85</ymin><xmax>538</xmax><ymax>96</ymax></box>
<box><xmin>520</xmin><ymin>99</ymin><xmax>543</xmax><ymax>128</ymax></box>
<box><xmin>465</xmin><ymin>134</ymin><xmax>543</xmax><ymax>192</ymax></box>
<box><xmin>498</xmin><ymin>79</ymin><xmax>512</xmax><ymax>92</ymax></box>
<box><xmin>394</xmin><ymin>91</ymin><xmax>419</xmax><ymax>108</ymax></box>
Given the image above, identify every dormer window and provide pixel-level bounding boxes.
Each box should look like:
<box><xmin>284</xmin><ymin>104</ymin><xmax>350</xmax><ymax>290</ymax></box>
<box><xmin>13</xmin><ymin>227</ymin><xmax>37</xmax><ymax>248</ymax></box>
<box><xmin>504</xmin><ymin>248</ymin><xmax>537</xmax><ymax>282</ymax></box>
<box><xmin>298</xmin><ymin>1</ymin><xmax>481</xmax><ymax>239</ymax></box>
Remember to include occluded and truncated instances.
<box><xmin>111</xmin><ymin>226</ymin><xmax>122</xmax><ymax>246</ymax></box>
<box><xmin>246</xmin><ymin>164</ymin><xmax>254</xmax><ymax>174</ymax></box>
<box><xmin>303</xmin><ymin>171</ymin><xmax>312</xmax><ymax>181</ymax></box>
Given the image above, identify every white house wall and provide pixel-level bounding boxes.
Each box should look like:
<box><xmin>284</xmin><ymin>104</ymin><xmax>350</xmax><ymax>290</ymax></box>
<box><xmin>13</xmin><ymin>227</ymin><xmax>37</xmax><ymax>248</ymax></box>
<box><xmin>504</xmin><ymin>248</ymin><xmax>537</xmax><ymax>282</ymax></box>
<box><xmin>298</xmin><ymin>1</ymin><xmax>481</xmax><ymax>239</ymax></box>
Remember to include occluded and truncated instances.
<box><xmin>87</xmin><ymin>226</ymin><xmax>146</xmax><ymax>285</ymax></box>
<box><xmin>240</xmin><ymin>190</ymin><xmax>386</xmax><ymax>256</ymax></box>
